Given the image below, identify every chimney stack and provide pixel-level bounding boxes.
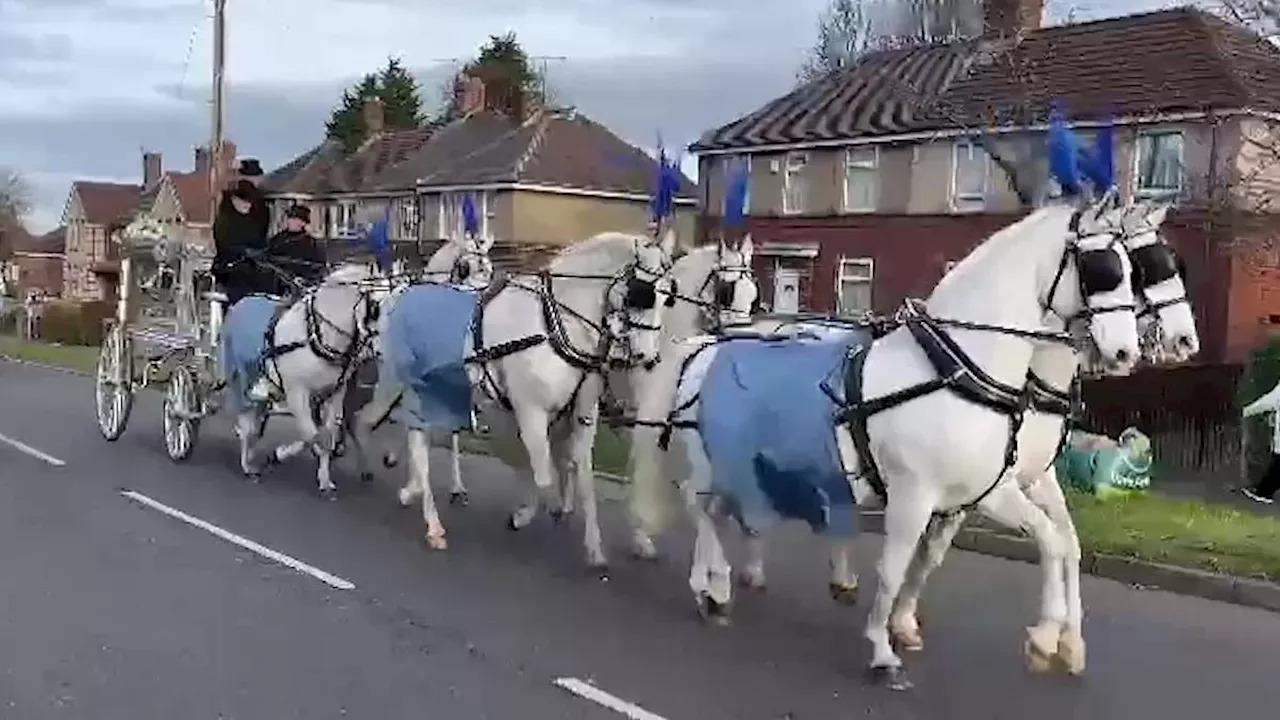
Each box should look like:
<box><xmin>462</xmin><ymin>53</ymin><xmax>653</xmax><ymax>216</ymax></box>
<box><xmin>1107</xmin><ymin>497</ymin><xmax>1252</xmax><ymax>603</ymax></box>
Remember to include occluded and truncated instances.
<box><xmin>362</xmin><ymin>97</ymin><xmax>385</xmax><ymax>136</ymax></box>
<box><xmin>457</xmin><ymin>74</ymin><xmax>487</xmax><ymax>117</ymax></box>
<box><xmin>194</xmin><ymin>146</ymin><xmax>211</xmax><ymax>178</ymax></box>
<box><xmin>142</xmin><ymin>151</ymin><xmax>163</xmax><ymax>189</ymax></box>
<box><xmin>982</xmin><ymin>0</ymin><xmax>1043</xmax><ymax>37</ymax></box>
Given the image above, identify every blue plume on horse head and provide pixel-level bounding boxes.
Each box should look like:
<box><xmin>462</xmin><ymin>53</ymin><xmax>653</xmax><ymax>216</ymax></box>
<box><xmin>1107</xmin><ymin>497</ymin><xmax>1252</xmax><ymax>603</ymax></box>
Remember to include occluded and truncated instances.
<box><xmin>650</xmin><ymin>136</ymin><xmax>679</xmax><ymax>222</ymax></box>
<box><xmin>364</xmin><ymin>206</ymin><xmax>392</xmax><ymax>271</ymax></box>
<box><xmin>462</xmin><ymin>193</ymin><xmax>479</xmax><ymax>237</ymax></box>
<box><xmin>724</xmin><ymin>159</ymin><xmax>749</xmax><ymax>229</ymax></box>
<box><xmin>1046</xmin><ymin>104</ymin><xmax>1084</xmax><ymax>198</ymax></box>
<box><xmin>1077</xmin><ymin>114</ymin><xmax>1116</xmax><ymax>192</ymax></box>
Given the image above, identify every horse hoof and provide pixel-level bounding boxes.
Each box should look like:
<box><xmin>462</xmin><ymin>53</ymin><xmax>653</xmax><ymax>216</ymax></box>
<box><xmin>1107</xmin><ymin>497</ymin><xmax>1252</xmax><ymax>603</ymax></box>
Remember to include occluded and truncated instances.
<box><xmin>1024</xmin><ymin>639</ymin><xmax>1055</xmax><ymax>674</ymax></box>
<box><xmin>550</xmin><ymin>509</ymin><xmax>569</xmax><ymax>525</ymax></box>
<box><xmin>506</xmin><ymin>514</ymin><xmax>522</xmax><ymax>531</ymax></box>
<box><xmin>696</xmin><ymin>594</ymin><xmax>732</xmax><ymax>627</ymax></box>
<box><xmin>382</xmin><ymin>453</ymin><xmax>398</xmax><ymax>469</ymax></box>
<box><xmin>829</xmin><ymin>583</ymin><xmax>859</xmax><ymax>605</ymax></box>
<box><xmin>359</xmin><ymin>472</ymin><xmax>375</xmax><ymax>484</ymax></box>
<box><xmin>425</xmin><ymin>533</ymin><xmax>448</xmax><ymax>551</ymax></box>
<box><xmin>587</xmin><ymin>563</ymin><xmax>609</xmax><ymax>581</ymax></box>
<box><xmin>319</xmin><ymin>488</ymin><xmax>338</xmax><ymax>502</ymax></box>
<box><xmin>449</xmin><ymin>491</ymin><xmax>469</xmax><ymax>506</ymax></box>
<box><xmin>245</xmin><ymin>472</ymin><xmax>262</xmax><ymax>484</ymax></box>
<box><xmin>737</xmin><ymin>574</ymin><xmax>767</xmax><ymax>593</ymax></box>
<box><xmin>1056</xmin><ymin>634</ymin><xmax>1086</xmax><ymax>676</ymax></box>
<box><xmin>867</xmin><ymin>665</ymin><xmax>913</xmax><ymax>691</ymax></box>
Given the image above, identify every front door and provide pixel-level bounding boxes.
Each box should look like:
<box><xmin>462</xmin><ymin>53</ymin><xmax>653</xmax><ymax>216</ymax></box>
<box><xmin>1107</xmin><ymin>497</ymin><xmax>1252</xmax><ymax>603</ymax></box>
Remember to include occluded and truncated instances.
<box><xmin>773</xmin><ymin>268</ymin><xmax>800</xmax><ymax>314</ymax></box>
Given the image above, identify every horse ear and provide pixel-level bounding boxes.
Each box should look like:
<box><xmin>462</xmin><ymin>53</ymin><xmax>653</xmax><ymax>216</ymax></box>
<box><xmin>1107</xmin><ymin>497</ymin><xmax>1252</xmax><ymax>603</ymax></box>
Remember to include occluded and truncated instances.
<box><xmin>659</xmin><ymin>225</ymin><xmax>678</xmax><ymax>257</ymax></box>
<box><xmin>739</xmin><ymin>233</ymin><xmax>754</xmax><ymax>262</ymax></box>
<box><xmin>1144</xmin><ymin>202</ymin><xmax>1170</xmax><ymax>228</ymax></box>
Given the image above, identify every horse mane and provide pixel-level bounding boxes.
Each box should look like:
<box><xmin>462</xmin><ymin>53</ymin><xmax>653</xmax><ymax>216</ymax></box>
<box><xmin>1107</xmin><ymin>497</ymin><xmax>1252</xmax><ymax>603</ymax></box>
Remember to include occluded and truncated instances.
<box><xmin>545</xmin><ymin>232</ymin><xmax>645</xmax><ymax>273</ymax></box>
<box><xmin>425</xmin><ymin>240</ymin><xmax>461</xmax><ymax>274</ymax></box>
<box><xmin>934</xmin><ymin>205</ymin><xmax>1074</xmax><ymax>293</ymax></box>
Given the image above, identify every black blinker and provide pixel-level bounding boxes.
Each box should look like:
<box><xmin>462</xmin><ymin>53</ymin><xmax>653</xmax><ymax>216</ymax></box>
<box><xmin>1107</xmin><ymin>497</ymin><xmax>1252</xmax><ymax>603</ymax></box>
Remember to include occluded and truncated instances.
<box><xmin>453</xmin><ymin>260</ymin><xmax>471</xmax><ymax>282</ymax></box>
<box><xmin>714</xmin><ymin>280</ymin><xmax>735</xmax><ymax>308</ymax></box>
<box><xmin>1077</xmin><ymin>249</ymin><xmax>1124</xmax><ymax>295</ymax></box>
<box><xmin>1128</xmin><ymin>243</ymin><xmax>1178</xmax><ymax>291</ymax></box>
<box><xmin>624</xmin><ymin>277</ymin><xmax>657</xmax><ymax>310</ymax></box>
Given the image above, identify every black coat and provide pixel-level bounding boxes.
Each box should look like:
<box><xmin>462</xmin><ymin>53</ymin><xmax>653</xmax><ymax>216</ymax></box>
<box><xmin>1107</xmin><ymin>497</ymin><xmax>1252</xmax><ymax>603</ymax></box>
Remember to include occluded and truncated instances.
<box><xmin>211</xmin><ymin>186</ymin><xmax>270</xmax><ymax>293</ymax></box>
<box><xmin>263</xmin><ymin>229</ymin><xmax>327</xmax><ymax>294</ymax></box>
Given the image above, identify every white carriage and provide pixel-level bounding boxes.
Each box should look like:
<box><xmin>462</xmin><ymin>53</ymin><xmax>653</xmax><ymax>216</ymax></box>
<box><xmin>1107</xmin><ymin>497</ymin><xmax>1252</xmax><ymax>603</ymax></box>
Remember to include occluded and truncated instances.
<box><xmin>93</xmin><ymin>217</ymin><xmax>234</xmax><ymax>460</ymax></box>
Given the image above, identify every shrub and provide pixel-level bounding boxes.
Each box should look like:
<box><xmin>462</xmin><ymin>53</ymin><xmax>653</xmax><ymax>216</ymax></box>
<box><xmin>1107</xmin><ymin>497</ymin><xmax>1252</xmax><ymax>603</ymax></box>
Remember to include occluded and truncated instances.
<box><xmin>1240</xmin><ymin>336</ymin><xmax>1280</xmax><ymax>476</ymax></box>
<box><xmin>40</xmin><ymin>300</ymin><xmax>110</xmax><ymax>346</ymax></box>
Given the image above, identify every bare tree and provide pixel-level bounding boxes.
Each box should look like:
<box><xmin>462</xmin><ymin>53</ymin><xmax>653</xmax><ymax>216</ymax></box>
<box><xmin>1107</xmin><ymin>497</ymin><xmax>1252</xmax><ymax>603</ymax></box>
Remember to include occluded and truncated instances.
<box><xmin>796</xmin><ymin>0</ymin><xmax>878</xmax><ymax>83</ymax></box>
<box><xmin>0</xmin><ymin>167</ymin><xmax>31</xmax><ymax>265</ymax></box>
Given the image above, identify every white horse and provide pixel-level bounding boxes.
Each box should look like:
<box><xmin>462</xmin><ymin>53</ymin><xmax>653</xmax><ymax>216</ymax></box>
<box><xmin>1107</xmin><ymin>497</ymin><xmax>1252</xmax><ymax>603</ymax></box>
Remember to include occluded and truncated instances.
<box><xmin>346</xmin><ymin>232</ymin><xmax>495</xmax><ymax>497</ymax></box>
<box><xmin>362</xmin><ymin>230</ymin><xmax>678</xmax><ymax>570</ymax></box>
<box><xmin>646</xmin><ymin>200</ymin><xmax>1143</xmax><ymax>688</ymax></box>
<box><xmin>624</xmin><ymin>236</ymin><xmax>760</xmax><ymax>560</ymax></box>
<box><xmin>219</xmin><ymin>262</ymin><xmax>388</xmax><ymax>498</ymax></box>
<box><xmin>883</xmin><ymin>197</ymin><xmax>1198</xmax><ymax>677</ymax></box>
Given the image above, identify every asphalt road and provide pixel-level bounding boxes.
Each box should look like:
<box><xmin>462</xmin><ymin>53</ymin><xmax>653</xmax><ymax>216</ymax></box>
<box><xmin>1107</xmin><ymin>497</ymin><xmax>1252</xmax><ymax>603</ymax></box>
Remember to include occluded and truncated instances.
<box><xmin>3</xmin><ymin>359</ymin><xmax>1280</xmax><ymax>720</ymax></box>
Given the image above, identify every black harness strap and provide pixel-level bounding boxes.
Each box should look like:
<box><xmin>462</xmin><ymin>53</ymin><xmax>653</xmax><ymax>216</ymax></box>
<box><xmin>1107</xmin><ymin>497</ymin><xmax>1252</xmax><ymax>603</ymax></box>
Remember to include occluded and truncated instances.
<box><xmin>833</xmin><ymin>310</ymin><xmax>1032</xmax><ymax>510</ymax></box>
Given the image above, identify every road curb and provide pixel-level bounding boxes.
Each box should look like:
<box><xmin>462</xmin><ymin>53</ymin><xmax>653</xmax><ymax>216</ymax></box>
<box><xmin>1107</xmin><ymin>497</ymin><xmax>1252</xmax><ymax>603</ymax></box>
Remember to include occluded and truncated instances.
<box><xmin>0</xmin><ymin>354</ymin><xmax>91</xmax><ymax>376</ymax></box>
<box><xmin>10</xmin><ymin>355</ymin><xmax>1280</xmax><ymax>615</ymax></box>
<box><xmin>592</xmin><ymin>473</ymin><xmax>1280</xmax><ymax>614</ymax></box>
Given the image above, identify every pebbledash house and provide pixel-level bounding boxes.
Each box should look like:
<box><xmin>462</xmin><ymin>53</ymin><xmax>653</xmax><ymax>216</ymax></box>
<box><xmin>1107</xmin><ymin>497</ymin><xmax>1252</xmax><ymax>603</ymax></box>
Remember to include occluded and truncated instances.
<box><xmin>692</xmin><ymin>2</ymin><xmax>1280</xmax><ymax>366</ymax></box>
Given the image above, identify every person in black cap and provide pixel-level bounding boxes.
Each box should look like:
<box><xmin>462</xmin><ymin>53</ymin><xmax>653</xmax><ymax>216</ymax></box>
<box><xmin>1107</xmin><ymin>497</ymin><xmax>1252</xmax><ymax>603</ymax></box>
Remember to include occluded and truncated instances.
<box><xmin>263</xmin><ymin>204</ymin><xmax>326</xmax><ymax>294</ymax></box>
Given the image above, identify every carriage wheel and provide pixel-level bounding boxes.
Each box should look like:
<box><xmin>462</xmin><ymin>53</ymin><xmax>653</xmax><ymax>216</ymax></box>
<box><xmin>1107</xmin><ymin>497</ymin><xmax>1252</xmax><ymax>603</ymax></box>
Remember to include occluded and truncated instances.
<box><xmin>95</xmin><ymin>323</ymin><xmax>134</xmax><ymax>441</ymax></box>
<box><xmin>163</xmin><ymin>365</ymin><xmax>201</xmax><ymax>462</ymax></box>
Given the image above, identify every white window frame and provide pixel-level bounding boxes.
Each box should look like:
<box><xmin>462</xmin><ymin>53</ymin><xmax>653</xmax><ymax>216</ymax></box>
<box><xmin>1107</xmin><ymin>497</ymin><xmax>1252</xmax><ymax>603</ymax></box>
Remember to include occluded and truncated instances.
<box><xmin>1134</xmin><ymin>130</ymin><xmax>1184</xmax><ymax>199</ymax></box>
<box><xmin>438</xmin><ymin>191</ymin><xmax>492</xmax><ymax>240</ymax></box>
<box><xmin>951</xmin><ymin>138</ymin><xmax>989</xmax><ymax>213</ymax></box>
<box><xmin>835</xmin><ymin>257</ymin><xmax>874</xmax><ymax>316</ymax></box>
<box><xmin>395</xmin><ymin>196</ymin><xmax>419</xmax><ymax>240</ymax></box>
<box><xmin>328</xmin><ymin>201</ymin><xmax>358</xmax><ymax>238</ymax></box>
<box><xmin>842</xmin><ymin>146</ymin><xmax>879</xmax><ymax>213</ymax></box>
<box><xmin>782</xmin><ymin>151</ymin><xmax>808</xmax><ymax>215</ymax></box>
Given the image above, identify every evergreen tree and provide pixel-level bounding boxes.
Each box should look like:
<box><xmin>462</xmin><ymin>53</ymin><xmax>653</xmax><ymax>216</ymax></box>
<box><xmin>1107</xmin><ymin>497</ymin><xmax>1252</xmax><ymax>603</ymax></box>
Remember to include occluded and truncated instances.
<box><xmin>438</xmin><ymin>33</ymin><xmax>543</xmax><ymax>124</ymax></box>
<box><xmin>324</xmin><ymin>57</ymin><xmax>425</xmax><ymax>152</ymax></box>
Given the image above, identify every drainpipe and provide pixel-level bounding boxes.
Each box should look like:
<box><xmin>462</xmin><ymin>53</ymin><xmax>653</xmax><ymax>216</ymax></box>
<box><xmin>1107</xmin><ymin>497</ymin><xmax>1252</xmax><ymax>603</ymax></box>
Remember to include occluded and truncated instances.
<box><xmin>1204</xmin><ymin>110</ymin><xmax>1224</xmax><ymax>363</ymax></box>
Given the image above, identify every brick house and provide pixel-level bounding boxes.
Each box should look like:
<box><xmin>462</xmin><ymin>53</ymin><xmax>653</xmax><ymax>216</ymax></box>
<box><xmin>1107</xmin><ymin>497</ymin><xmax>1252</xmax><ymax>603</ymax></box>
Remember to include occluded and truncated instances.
<box><xmin>8</xmin><ymin>226</ymin><xmax>65</xmax><ymax>296</ymax></box>
<box><xmin>264</xmin><ymin>78</ymin><xmax>698</xmax><ymax>266</ymax></box>
<box><xmin>692</xmin><ymin>3</ymin><xmax>1280</xmax><ymax>364</ymax></box>
<box><xmin>61</xmin><ymin>144</ymin><xmax>231</xmax><ymax>301</ymax></box>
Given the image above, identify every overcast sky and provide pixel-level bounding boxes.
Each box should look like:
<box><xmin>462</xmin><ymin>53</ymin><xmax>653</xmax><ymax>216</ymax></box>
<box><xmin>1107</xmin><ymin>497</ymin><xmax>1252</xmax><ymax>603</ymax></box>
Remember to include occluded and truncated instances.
<box><xmin>1</xmin><ymin>0</ymin><xmax>1185</xmax><ymax>232</ymax></box>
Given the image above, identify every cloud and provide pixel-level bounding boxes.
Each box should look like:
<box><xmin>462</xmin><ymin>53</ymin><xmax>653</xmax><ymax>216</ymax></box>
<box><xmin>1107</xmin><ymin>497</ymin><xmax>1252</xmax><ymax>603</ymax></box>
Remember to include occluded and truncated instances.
<box><xmin>0</xmin><ymin>0</ymin><xmax>1211</xmax><ymax>232</ymax></box>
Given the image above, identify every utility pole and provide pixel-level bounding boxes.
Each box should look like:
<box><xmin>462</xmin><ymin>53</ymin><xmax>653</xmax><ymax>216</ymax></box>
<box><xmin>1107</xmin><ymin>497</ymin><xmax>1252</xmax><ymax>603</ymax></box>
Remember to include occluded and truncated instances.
<box><xmin>209</xmin><ymin>0</ymin><xmax>227</xmax><ymax>224</ymax></box>
<box><xmin>530</xmin><ymin>56</ymin><xmax>566</xmax><ymax>104</ymax></box>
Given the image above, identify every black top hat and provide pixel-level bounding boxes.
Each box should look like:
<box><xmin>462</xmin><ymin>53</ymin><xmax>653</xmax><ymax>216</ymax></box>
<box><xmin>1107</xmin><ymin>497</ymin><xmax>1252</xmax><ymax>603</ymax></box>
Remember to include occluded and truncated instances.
<box><xmin>285</xmin><ymin>204</ymin><xmax>311</xmax><ymax>223</ymax></box>
<box><xmin>238</xmin><ymin>158</ymin><xmax>264</xmax><ymax>176</ymax></box>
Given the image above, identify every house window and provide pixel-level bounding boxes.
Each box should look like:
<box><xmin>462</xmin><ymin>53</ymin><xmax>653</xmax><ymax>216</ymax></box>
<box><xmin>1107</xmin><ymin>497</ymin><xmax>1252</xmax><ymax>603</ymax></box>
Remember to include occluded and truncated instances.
<box><xmin>722</xmin><ymin>154</ymin><xmax>751</xmax><ymax>213</ymax></box>
<box><xmin>836</xmin><ymin>257</ymin><xmax>873</xmax><ymax>316</ymax></box>
<box><xmin>328</xmin><ymin>201</ymin><xmax>358</xmax><ymax>238</ymax></box>
<box><xmin>843</xmin><ymin>146</ymin><xmax>879</xmax><ymax>212</ymax></box>
<box><xmin>952</xmin><ymin>138</ymin><xmax>988</xmax><ymax>212</ymax></box>
<box><xmin>1135</xmin><ymin>131</ymin><xmax>1183</xmax><ymax>198</ymax></box>
<box><xmin>782</xmin><ymin>152</ymin><xmax>808</xmax><ymax>214</ymax></box>
<box><xmin>395</xmin><ymin>197</ymin><xmax>419</xmax><ymax>240</ymax></box>
<box><xmin>438</xmin><ymin>191</ymin><xmax>491</xmax><ymax>239</ymax></box>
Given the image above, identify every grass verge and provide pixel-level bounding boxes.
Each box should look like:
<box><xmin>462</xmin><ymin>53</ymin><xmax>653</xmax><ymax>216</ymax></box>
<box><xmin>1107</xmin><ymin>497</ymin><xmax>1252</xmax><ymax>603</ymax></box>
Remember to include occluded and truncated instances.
<box><xmin>1066</xmin><ymin>490</ymin><xmax>1280</xmax><ymax>581</ymax></box>
<box><xmin>5</xmin><ymin>337</ymin><xmax>1278</xmax><ymax>581</ymax></box>
<box><xmin>0</xmin><ymin>336</ymin><xmax>98</xmax><ymax>374</ymax></box>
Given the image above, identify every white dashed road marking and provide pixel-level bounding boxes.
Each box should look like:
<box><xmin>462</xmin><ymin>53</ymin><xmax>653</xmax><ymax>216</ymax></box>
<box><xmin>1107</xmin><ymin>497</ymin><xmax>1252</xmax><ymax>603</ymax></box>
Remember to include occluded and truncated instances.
<box><xmin>553</xmin><ymin>677</ymin><xmax>669</xmax><ymax>720</ymax></box>
<box><xmin>121</xmin><ymin>490</ymin><xmax>356</xmax><ymax>590</ymax></box>
<box><xmin>0</xmin><ymin>431</ymin><xmax>66</xmax><ymax>466</ymax></box>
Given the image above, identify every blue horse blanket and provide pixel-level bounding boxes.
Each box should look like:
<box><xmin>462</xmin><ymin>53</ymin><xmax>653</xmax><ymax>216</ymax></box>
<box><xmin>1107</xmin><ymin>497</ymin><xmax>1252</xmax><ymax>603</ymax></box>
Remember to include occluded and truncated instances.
<box><xmin>218</xmin><ymin>295</ymin><xmax>281</xmax><ymax>411</ymax></box>
<box><xmin>691</xmin><ymin>330</ymin><xmax>869</xmax><ymax>535</ymax></box>
<box><xmin>384</xmin><ymin>283</ymin><xmax>480</xmax><ymax>431</ymax></box>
